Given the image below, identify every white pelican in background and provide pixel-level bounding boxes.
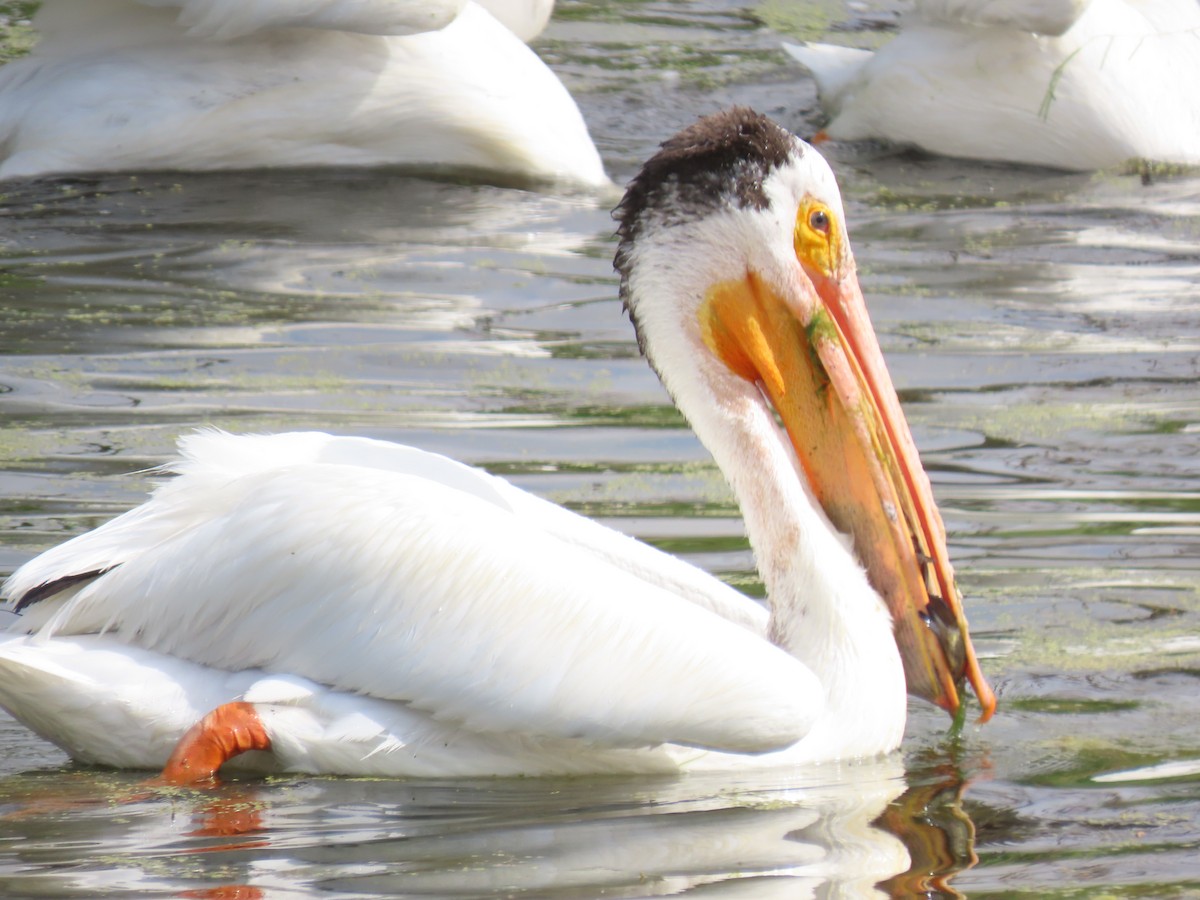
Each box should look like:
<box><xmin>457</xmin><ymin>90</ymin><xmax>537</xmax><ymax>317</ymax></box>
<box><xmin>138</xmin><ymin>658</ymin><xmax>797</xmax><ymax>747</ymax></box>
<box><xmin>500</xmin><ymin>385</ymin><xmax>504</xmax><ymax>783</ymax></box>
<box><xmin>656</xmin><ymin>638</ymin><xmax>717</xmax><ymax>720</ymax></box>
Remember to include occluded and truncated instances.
<box><xmin>0</xmin><ymin>108</ymin><xmax>994</xmax><ymax>782</ymax></box>
<box><xmin>786</xmin><ymin>0</ymin><xmax>1200</xmax><ymax>170</ymax></box>
<box><xmin>0</xmin><ymin>0</ymin><xmax>607</xmax><ymax>186</ymax></box>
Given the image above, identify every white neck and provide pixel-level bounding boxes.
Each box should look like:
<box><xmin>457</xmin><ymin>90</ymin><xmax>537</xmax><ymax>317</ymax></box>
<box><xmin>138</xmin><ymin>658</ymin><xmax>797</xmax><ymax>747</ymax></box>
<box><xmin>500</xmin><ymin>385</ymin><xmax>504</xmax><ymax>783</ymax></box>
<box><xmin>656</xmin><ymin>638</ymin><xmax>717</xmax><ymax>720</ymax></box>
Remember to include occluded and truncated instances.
<box><xmin>678</xmin><ymin>370</ymin><xmax>907</xmax><ymax>759</ymax></box>
<box><xmin>624</xmin><ymin>200</ymin><xmax>908</xmax><ymax>759</ymax></box>
<box><xmin>624</xmin><ymin>187</ymin><xmax>912</xmax><ymax>758</ymax></box>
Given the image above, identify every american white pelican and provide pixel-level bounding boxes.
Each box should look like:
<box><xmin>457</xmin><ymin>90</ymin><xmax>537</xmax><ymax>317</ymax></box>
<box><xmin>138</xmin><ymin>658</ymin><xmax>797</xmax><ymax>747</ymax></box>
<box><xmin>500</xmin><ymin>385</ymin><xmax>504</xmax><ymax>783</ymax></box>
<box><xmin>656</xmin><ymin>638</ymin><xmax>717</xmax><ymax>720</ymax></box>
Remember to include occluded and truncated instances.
<box><xmin>0</xmin><ymin>108</ymin><xmax>994</xmax><ymax>781</ymax></box>
<box><xmin>0</xmin><ymin>0</ymin><xmax>607</xmax><ymax>186</ymax></box>
<box><xmin>786</xmin><ymin>0</ymin><xmax>1200</xmax><ymax>170</ymax></box>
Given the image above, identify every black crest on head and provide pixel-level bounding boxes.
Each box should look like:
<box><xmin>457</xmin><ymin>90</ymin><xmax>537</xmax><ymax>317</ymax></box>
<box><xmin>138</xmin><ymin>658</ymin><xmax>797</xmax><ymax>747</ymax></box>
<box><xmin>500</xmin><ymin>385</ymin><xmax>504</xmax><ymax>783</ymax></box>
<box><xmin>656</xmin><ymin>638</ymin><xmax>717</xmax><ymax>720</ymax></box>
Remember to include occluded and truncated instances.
<box><xmin>613</xmin><ymin>108</ymin><xmax>798</xmax><ymax>352</ymax></box>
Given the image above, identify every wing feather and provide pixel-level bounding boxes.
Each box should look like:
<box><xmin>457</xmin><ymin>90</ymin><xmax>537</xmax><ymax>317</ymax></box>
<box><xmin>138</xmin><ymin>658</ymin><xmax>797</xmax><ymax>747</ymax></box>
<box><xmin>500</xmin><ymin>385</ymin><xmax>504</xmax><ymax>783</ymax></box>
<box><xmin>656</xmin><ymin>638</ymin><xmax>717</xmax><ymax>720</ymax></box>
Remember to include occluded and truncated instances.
<box><xmin>134</xmin><ymin>0</ymin><xmax>468</xmax><ymax>40</ymax></box>
<box><xmin>4</xmin><ymin>432</ymin><xmax>816</xmax><ymax>753</ymax></box>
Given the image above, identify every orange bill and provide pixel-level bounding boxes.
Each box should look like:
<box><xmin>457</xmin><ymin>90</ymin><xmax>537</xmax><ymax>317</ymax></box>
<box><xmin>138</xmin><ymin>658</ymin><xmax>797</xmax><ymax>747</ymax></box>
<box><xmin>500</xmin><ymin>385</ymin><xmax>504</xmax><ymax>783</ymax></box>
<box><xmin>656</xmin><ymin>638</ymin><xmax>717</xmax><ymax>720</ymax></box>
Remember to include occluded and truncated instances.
<box><xmin>698</xmin><ymin>202</ymin><xmax>995</xmax><ymax>721</ymax></box>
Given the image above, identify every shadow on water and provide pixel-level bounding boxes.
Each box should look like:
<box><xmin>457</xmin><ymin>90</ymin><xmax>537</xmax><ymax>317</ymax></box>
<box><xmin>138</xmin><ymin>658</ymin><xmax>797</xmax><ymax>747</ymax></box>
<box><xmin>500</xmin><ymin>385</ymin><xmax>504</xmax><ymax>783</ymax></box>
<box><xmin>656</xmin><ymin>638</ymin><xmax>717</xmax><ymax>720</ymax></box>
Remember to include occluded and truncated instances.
<box><xmin>0</xmin><ymin>168</ymin><xmax>611</xmax><ymax>356</ymax></box>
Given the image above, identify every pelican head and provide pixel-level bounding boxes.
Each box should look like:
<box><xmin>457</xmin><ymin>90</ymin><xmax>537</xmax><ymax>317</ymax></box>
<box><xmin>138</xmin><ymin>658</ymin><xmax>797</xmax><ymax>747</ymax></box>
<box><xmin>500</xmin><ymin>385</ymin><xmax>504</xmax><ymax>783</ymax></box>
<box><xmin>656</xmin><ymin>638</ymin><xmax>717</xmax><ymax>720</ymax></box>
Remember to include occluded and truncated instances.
<box><xmin>614</xmin><ymin>107</ymin><xmax>995</xmax><ymax>722</ymax></box>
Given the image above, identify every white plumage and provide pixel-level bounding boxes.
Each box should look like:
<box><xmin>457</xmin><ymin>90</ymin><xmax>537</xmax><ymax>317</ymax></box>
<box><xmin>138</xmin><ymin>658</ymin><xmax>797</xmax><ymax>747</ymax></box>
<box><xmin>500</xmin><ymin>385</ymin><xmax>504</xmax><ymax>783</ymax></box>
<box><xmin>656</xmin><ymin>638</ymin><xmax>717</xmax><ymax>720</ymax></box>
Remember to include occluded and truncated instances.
<box><xmin>0</xmin><ymin>110</ymin><xmax>991</xmax><ymax>778</ymax></box>
<box><xmin>787</xmin><ymin>0</ymin><xmax>1200</xmax><ymax>170</ymax></box>
<box><xmin>0</xmin><ymin>430</ymin><xmax>828</xmax><ymax>774</ymax></box>
<box><xmin>0</xmin><ymin>0</ymin><xmax>607</xmax><ymax>185</ymax></box>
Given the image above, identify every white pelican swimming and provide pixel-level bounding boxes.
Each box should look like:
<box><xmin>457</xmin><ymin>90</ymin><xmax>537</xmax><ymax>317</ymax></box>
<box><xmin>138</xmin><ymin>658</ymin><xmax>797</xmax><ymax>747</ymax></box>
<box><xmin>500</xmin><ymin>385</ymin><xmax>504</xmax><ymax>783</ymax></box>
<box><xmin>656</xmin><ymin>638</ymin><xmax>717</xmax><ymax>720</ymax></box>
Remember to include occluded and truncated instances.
<box><xmin>786</xmin><ymin>0</ymin><xmax>1200</xmax><ymax>170</ymax></box>
<box><xmin>0</xmin><ymin>108</ymin><xmax>994</xmax><ymax>782</ymax></box>
<box><xmin>0</xmin><ymin>0</ymin><xmax>607</xmax><ymax>186</ymax></box>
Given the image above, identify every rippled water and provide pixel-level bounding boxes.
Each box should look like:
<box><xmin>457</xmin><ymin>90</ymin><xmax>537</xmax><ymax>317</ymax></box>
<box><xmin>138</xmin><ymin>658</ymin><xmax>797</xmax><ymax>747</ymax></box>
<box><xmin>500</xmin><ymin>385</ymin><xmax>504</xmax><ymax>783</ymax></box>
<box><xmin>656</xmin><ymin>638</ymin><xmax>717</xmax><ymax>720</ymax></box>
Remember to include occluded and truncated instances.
<box><xmin>2</xmin><ymin>1</ymin><xmax>1200</xmax><ymax>896</ymax></box>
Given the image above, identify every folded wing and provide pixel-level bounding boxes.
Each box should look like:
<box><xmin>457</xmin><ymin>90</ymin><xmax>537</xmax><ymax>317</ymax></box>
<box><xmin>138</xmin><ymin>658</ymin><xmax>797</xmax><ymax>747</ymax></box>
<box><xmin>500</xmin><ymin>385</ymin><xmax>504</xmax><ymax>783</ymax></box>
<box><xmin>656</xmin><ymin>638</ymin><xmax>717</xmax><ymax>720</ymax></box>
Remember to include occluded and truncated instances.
<box><xmin>4</xmin><ymin>431</ymin><xmax>814</xmax><ymax>753</ymax></box>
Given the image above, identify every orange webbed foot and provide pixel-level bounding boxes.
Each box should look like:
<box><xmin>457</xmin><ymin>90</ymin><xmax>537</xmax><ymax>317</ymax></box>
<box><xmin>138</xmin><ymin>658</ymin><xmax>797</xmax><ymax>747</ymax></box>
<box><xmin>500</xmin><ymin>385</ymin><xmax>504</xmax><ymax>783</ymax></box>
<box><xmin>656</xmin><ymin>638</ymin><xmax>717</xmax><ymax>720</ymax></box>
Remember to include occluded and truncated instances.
<box><xmin>153</xmin><ymin>702</ymin><xmax>272</xmax><ymax>786</ymax></box>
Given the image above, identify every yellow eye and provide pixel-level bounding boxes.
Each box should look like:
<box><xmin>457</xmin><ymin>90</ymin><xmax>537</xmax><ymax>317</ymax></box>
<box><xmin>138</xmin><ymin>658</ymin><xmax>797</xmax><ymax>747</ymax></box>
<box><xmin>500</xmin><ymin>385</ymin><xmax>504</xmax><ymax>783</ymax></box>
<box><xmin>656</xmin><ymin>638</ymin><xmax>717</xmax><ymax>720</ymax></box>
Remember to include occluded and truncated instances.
<box><xmin>793</xmin><ymin>200</ymin><xmax>841</xmax><ymax>280</ymax></box>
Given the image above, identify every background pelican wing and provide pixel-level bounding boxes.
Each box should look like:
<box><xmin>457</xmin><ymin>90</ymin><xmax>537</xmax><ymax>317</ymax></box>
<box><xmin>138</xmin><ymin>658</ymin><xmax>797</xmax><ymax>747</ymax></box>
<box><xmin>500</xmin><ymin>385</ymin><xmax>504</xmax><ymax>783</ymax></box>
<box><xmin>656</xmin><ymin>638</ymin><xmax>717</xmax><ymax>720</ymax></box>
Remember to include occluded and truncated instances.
<box><xmin>129</xmin><ymin>0</ymin><xmax>468</xmax><ymax>39</ymax></box>
<box><xmin>915</xmin><ymin>0</ymin><xmax>1089</xmax><ymax>35</ymax></box>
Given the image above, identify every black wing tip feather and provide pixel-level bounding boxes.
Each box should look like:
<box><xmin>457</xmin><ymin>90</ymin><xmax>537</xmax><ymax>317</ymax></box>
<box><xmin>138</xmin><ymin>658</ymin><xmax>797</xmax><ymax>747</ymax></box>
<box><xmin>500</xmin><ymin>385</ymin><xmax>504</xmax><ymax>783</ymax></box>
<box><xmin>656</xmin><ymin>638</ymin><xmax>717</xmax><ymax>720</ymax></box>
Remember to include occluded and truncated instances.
<box><xmin>10</xmin><ymin>566</ymin><xmax>117</xmax><ymax>613</ymax></box>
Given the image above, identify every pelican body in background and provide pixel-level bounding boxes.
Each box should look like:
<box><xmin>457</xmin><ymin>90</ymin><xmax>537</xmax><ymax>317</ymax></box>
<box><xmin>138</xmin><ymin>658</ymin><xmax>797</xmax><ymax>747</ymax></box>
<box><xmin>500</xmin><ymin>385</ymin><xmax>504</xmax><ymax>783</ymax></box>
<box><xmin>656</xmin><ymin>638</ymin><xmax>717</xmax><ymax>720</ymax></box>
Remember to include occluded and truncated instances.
<box><xmin>787</xmin><ymin>0</ymin><xmax>1200</xmax><ymax>170</ymax></box>
<box><xmin>0</xmin><ymin>109</ymin><xmax>994</xmax><ymax>781</ymax></box>
<box><xmin>0</xmin><ymin>0</ymin><xmax>607</xmax><ymax>186</ymax></box>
